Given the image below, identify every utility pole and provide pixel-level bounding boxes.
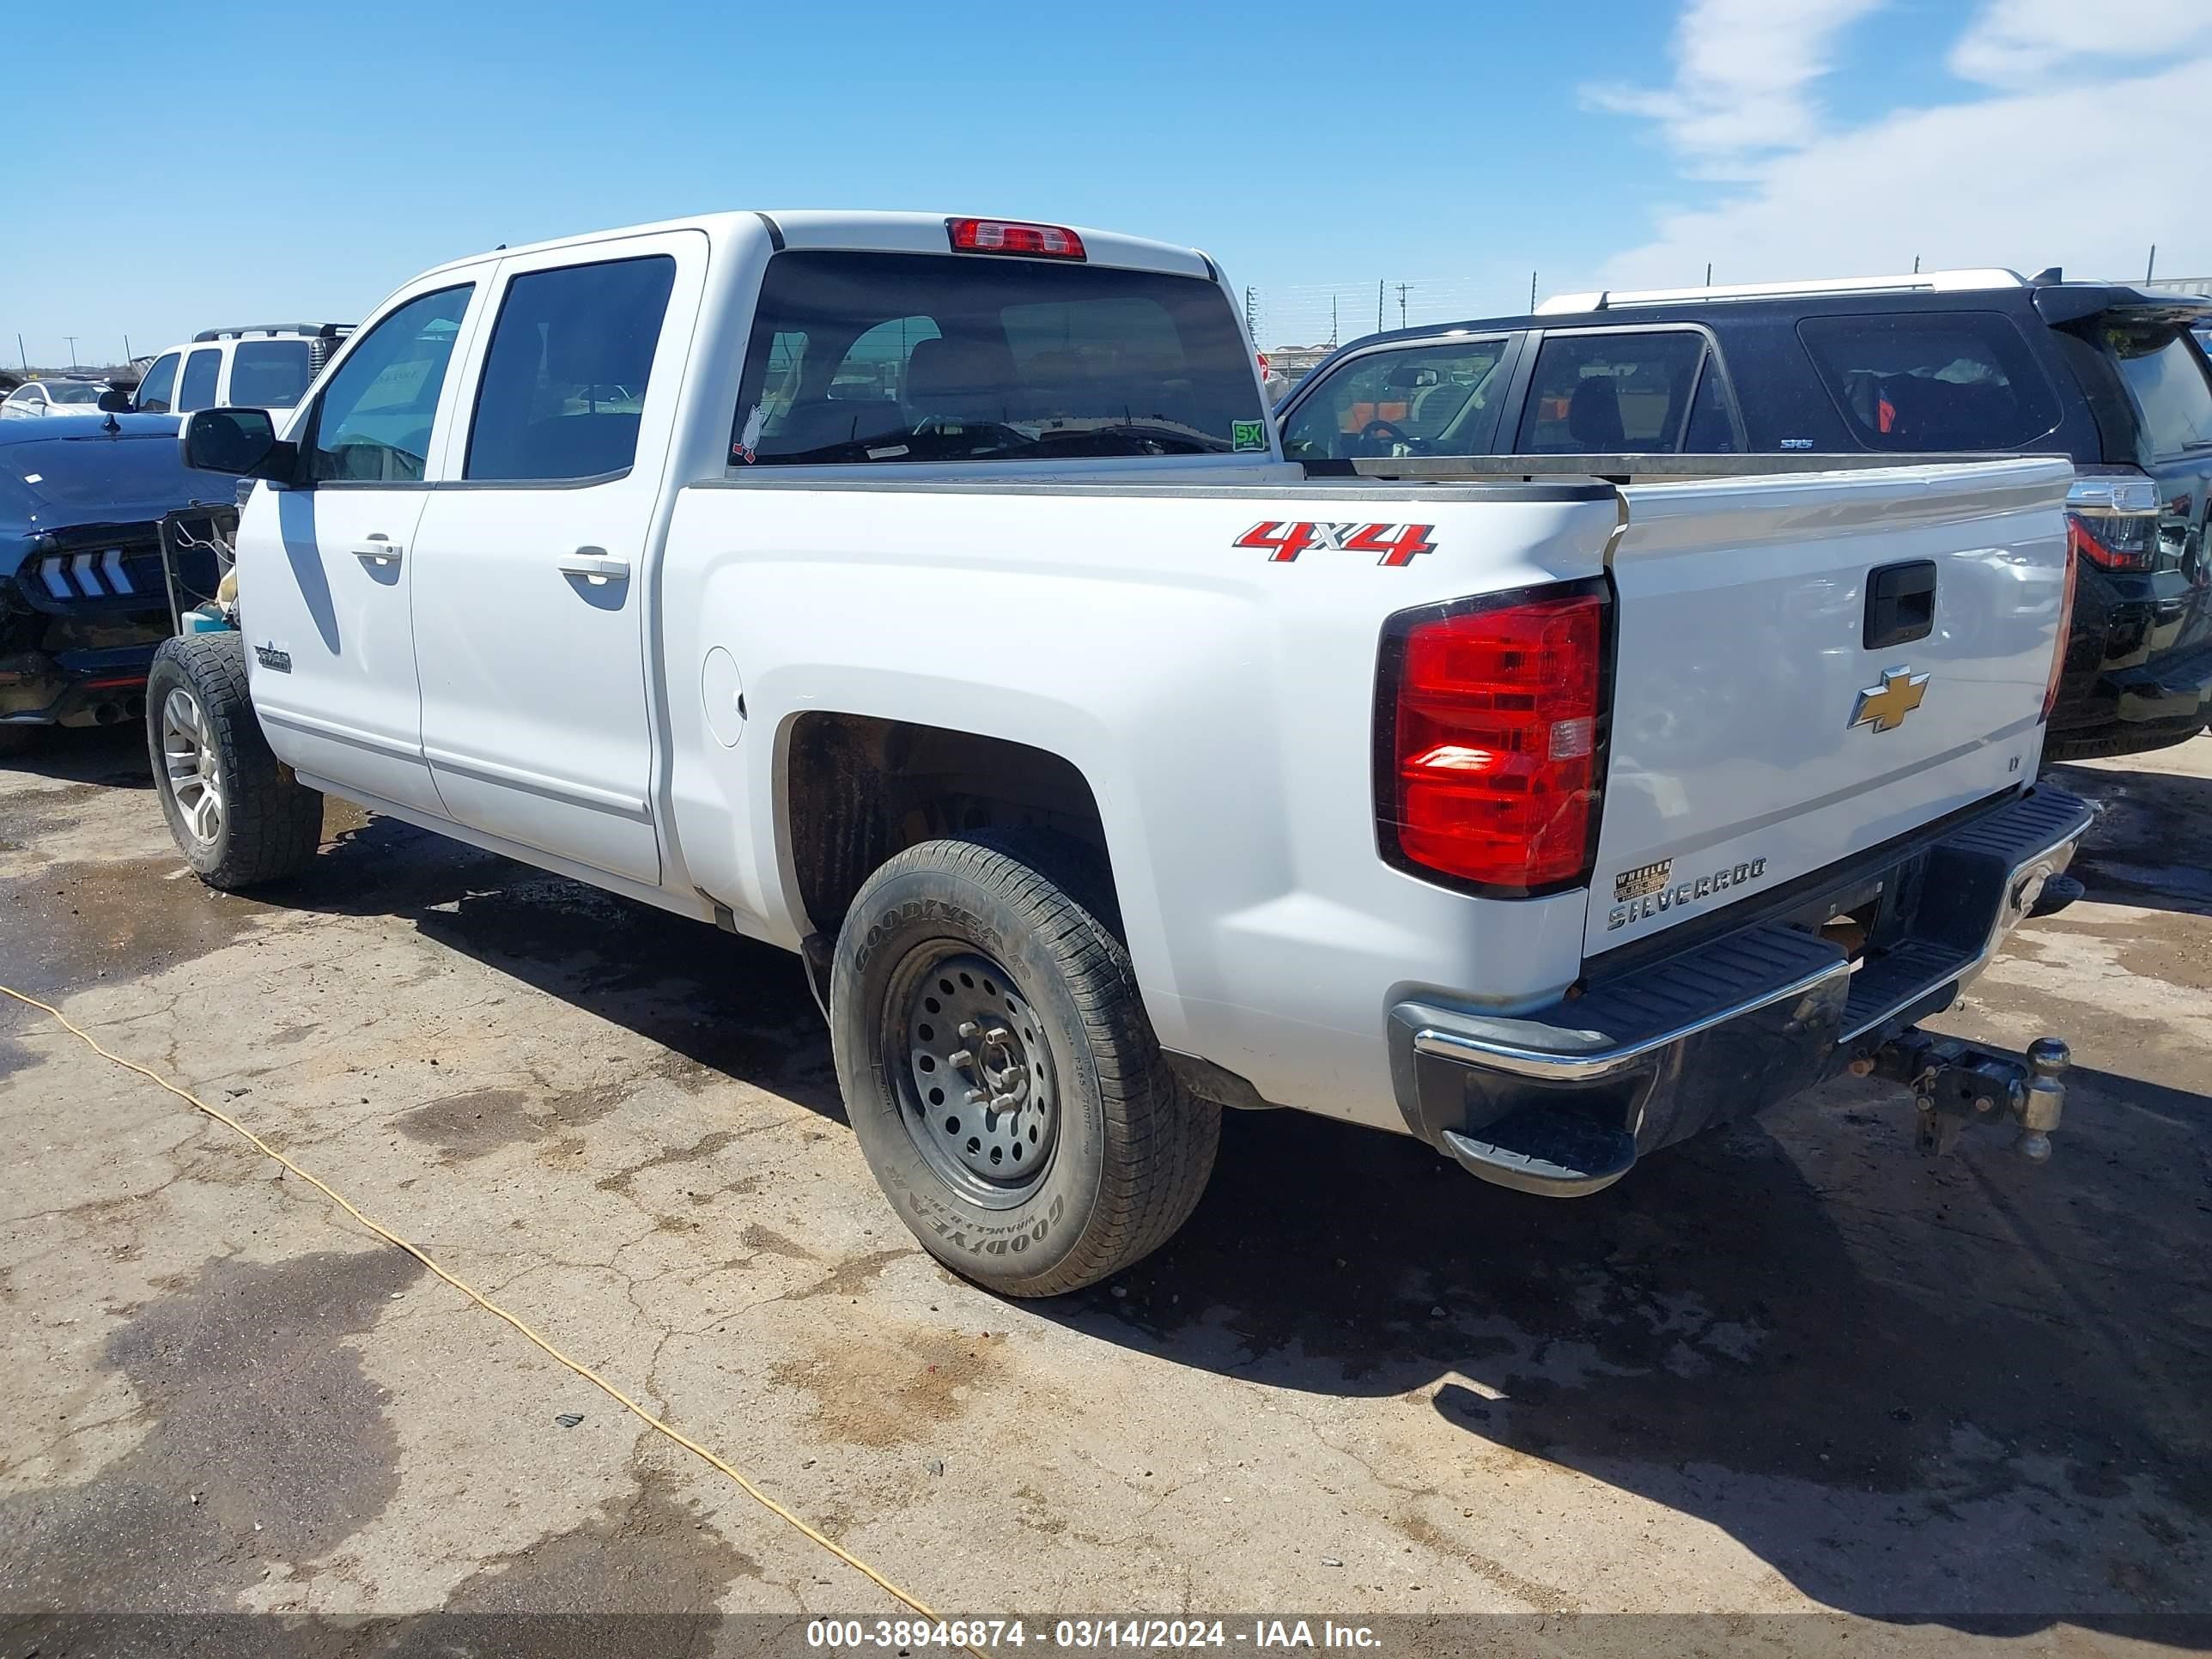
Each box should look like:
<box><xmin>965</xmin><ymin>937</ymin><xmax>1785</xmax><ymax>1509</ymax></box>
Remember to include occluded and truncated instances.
<box><xmin>15</xmin><ymin>335</ymin><xmax>25</xmax><ymax>372</ymax></box>
<box><xmin>1529</xmin><ymin>270</ymin><xmax>1537</xmax><ymax>310</ymax></box>
<box><xmin>2147</xmin><ymin>244</ymin><xmax>2158</xmax><ymax>283</ymax></box>
<box><xmin>64</xmin><ymin>337</ymin><xmax>79</xmax><ymax>369</ymax></box>
<box><xmin>1395</xmin><ymin>283</ymin><xmax>1413</xmax><ymax>327</ymax></box>
<box><xmin>1912</xmin><ymin>255</ymin><xmax>1920</xmax><ymax>273</ymax></box>
<box><xmin>1376</xmin><ymin>279</ymin><xmax>1385</xmax><ymax>334</ymax></box>
<box><xmin>1705</xmin><ymin>262</ymin><xmax>1712</xmax><ymax>285</ymax></box>
<box><xmin>124</xmin><ymin>333</ymin><xmax>133</xmax><ymax>363</ymax></box>
<box><xmin>1330</xmin><ymin>293</ymin><xmax>1339</xmax><ymax>346</ymax></box>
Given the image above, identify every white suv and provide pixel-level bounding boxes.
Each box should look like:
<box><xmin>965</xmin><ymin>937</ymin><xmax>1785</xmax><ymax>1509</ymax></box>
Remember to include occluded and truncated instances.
<box><xmin>133</xmin><ymin>324</ymin><xmax>352</xmax><ymax>420</ymax></box>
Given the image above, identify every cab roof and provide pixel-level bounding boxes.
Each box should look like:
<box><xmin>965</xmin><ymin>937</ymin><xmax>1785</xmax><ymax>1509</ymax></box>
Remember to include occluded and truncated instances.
<box><xmin>410</xmin><ymin>210</ymin><xmax>1219</xmax><ymax>283</ymax></box>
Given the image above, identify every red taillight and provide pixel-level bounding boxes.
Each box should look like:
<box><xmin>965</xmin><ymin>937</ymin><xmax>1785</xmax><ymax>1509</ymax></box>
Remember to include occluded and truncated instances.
<box><xmin>1380</xmin><ymin>588</ymin><xmax>1607</xmax><ymax>893</ymax></box>
<box><xmin>2043</xmin><ymin>535</ymin><xmax>2079</xmax><ymax>723</ymax></box>
<box><xmin>946</xmin><ymin>217</ymin><xmax>1086</xmax><ymax>260</ymax></box>
<box><xmin>2066</xmin><ymin>509</ymin><xmax>2157</xmax><ymax>574</ymax></box>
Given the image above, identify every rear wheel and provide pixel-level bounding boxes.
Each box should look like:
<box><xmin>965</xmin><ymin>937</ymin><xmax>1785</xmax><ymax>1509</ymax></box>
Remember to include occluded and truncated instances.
<box><xmin>830</xmin><ymin>833</ymin><xmax>1218</xmax><ymax>1297</ymax></box>
<box><xmin>147</xmin><ymin>634</ymin><xmax>323</xmax><ymax>890</ymax></box>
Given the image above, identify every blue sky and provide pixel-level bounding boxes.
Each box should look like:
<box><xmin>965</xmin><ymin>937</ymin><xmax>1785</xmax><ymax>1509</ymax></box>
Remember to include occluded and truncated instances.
<box><xmin>5</xmin><ymin>0</ymin><xmax>2209</xmax><ymax>366</ymax></box>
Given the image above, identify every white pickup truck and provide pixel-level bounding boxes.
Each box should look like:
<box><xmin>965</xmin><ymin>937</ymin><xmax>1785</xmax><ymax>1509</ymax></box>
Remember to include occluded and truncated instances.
<box><xmin>155</xmin><ymin>210</ymin><xmax>2091</xmax><ymax>1296</ymax></box>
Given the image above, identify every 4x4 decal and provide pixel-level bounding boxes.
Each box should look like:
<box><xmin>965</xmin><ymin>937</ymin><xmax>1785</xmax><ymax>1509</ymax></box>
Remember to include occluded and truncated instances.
<box><xmin>1234</xmin><ymin>520</ymin><xmax>1437</xmax><ymax>567</ymax></box>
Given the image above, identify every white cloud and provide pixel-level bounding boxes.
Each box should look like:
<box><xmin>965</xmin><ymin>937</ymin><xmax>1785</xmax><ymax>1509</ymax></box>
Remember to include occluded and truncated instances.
<box><xmin>1583</xmin><ymin>0</ymin><xmax>1888</xmax><ymax>175</ymax></box>
<box><xmin>1950</xmin><ymin>0</ymin><xmax>2212</xmax><ymax>86</ymax></box>
<box><xmin>1593</xmin><ymin>5</ymin><xmax>2212</xmax><ymax>292</ymax></box>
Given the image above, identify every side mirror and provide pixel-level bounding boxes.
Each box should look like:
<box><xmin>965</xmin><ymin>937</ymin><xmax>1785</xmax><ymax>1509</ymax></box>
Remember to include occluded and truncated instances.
<box><xmin>96</xmin><ymin>387</ymin><xmax>132</xmax><ymax>413</ymax></box>
<box><xmin>181</xmin><ymin>407</ymin><xmax>293</xmax><ymax>481</ymax></box>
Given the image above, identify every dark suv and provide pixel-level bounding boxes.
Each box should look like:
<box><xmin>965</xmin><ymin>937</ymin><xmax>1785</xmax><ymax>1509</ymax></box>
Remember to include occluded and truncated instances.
<box><xmin>1276</xmin><ymin>270</ymin><xmax>2212</xmax><ymax>763</ymax></box>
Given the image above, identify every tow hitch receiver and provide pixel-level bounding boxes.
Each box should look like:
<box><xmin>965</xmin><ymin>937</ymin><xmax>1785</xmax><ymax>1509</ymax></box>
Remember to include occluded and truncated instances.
<box><xmin>1857</xmin><ymin>1030</ymin><xmax>2070</xmax><ymax>1162</ymax></box>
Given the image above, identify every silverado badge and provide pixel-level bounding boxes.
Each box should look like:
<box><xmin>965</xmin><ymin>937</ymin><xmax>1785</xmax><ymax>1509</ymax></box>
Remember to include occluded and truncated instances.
<box><xmin>1607</xmin><ymin>855</ymin><xmax>1768</xmax><ymax>931</ymax></box>
<box><xmin>1850</xmin><ymin>666</ymin><xmax>1928</xmax><ymax>733</ymax></box>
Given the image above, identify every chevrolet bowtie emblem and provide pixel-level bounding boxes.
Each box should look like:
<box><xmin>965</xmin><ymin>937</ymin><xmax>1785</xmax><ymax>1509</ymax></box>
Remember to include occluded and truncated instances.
<box><xmin>1850</xmin><ymin>666</ymin><xmax>1929</xmax><ymax>733</ymax></box>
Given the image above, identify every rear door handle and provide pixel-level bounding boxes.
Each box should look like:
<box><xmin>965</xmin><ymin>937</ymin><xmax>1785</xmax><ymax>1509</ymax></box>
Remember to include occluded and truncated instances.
<box><xmin>351</xmin><ymin>538</ymin><xmax>404</xmax><ymax>567</ymax></box>
<box><xmin>558</xmin><ymin>551</ymin><xmax>631</xmax><ymax>584</ymax></box>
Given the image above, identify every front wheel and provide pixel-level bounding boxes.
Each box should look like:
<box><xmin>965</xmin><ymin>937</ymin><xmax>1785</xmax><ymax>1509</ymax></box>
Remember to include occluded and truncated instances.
<box><xmin>830</xmin><ymin>834</ymin><xmax>1218</xmax><ymax>1297</ymax></box>
<box><xmin>147</xmin><ymin>634</ymin><xmax>323</xmax><ymax>890</ymax></box>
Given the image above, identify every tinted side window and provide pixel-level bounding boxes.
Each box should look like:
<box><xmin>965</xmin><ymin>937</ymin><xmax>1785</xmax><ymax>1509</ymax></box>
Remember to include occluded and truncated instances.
<box><xmin>306</xmin><ymin>285</ymin><xmax>472</xmax><ymax>483</ymax></box>
<box><xmin>465</xmin><ymin>255</ymin><xmax>677</xmax><ymax>482</ymax></box>
<box><xmin>732</xmin><ymin>251</ymin><xmax>1266</xmax><ymax>465</ymax></box>
<box><xmin>178</xmin><ymin>349</ymin><xmax>222</xmax><ymax>413</ymax></box>
<box><xmin>228</xmin><ymin>341</ymin><xmax>315</xmax><ymax>408</ymax></box>
<box><xmin>1280</xmin><ymin>337</ymin><xmax>1514</xmax><ymax>461</ymax></box>
<box><xmin>1796</xmin><ymin>312</ymin><xmax>2058</xmax><ymax>451</ymax></box>
<box><xmin>136</xmin><ymin>353</ymin><xmax>179</xmax><ymax>414</ymax></box>
<box><xmin>2100</xmin><ymin>323</ymin><xmax>2212</xmax><ymax>457</ymax></box>
<box><xmin>1515</xmin><ymin>331</ymin><xmax>1706</xmax><ymax>453</ymax></box>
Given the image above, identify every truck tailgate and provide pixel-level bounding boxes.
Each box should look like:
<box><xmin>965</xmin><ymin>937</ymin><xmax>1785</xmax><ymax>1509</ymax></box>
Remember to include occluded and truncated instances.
<box><xmin>1589</xmin><ymin>458</ymin><xmax>2075</xmax><ymax>958</ymax></box>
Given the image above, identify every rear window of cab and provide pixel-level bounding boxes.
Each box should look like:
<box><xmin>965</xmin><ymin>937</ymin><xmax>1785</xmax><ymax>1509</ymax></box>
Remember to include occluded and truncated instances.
<box><xmin>731</xmin><ymin>251</ymin><xmax>1267</xmax><ymax>466</ymax></box>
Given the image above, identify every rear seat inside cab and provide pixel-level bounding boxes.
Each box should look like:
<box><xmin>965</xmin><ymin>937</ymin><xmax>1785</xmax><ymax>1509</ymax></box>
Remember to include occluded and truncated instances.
<box><xmin>469</xmin><ymin>310</ymin><xmax>652</xmax><ymax>480</ymax></box>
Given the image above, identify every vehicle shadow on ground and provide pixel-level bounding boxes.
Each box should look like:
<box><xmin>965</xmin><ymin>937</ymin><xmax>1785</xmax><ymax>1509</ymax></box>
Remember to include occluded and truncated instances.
<box><xmin>2047</xmin><ymin>752</ymin><xmax>2212</xmax><ymax>918</ymax></box>
<box><xmin>1037</xmin><ymin>1071</ymin><xmax>2211</xmax><ymax>1637</ymax></box>
<box><xmin>269</xmin><ymin>812</ymin><xmax>847</xmax><ymax>1121</ymax></box>
<box><xmin>0</xmin><ymin>725</ymin><xmax>155</xmax><ymax>791</ymax></box>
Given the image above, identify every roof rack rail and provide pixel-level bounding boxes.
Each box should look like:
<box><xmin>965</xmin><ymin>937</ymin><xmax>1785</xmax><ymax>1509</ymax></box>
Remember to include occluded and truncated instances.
<box><xmin>190</xmin><ymin>322</ymin><xmax>356</xmax><ymax>342</ymax></box>
<box><xmin>1534</xmin><ymin>269</ymin><xmax>2030</xmax><ymax>315</ymax></box>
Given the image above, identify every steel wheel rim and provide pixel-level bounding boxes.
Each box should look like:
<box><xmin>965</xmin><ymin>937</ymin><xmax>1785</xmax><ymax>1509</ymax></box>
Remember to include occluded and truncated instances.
<box><xmin>161</xmin><ymin>687</ymin><xmax>222</xmax><ymax>848</ymax></box>
<box><xmin>885</xmin><ymin>945</ymin><xmax>1058</xmax><ymax>1209</ymax></box>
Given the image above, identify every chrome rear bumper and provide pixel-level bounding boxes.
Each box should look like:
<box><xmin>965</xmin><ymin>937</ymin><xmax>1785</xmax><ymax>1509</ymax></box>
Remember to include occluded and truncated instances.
<box><xmin>1386</xmin><ymin>785</ymin><xmax>2095</xmax><ymax>1196</ymax></box>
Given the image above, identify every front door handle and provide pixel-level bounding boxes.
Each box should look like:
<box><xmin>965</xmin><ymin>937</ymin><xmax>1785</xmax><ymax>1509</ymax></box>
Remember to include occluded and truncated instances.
<box><xmin>351</xmin><ymin>538</ymin><xmax>404</xmax><ymax>568</ymax></box>
<box><xmin>558</xmin><ymin>551</ymin><xmax>631</xmax><ymax>585</ymax></box>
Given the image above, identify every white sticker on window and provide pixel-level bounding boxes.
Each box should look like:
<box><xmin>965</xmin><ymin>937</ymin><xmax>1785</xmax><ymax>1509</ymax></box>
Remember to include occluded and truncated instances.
<box><xmin>734</xmin><ymin>403</ymin><xmax>767</xmax><ymax>465</ymax></box>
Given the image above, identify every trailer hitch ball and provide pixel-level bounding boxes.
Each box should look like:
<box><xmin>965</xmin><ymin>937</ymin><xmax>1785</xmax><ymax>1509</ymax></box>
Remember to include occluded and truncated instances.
<box><xmin>1867</xmin><ymin>1028</ymin><xmax>2071</xmax><ymax>1163</ymax></box>
<box><xmin>2017</xmin><ymin>1036</ymin><xmax>2069</xmax><ymax>1163</ymax></box>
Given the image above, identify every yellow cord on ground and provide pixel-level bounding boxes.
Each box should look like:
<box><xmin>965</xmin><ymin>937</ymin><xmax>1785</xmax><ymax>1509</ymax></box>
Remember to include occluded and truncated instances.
<box><xmin>2</xmin><ymin>981</ymin><xmax>980</xmax><ymax>1650</ymax></box>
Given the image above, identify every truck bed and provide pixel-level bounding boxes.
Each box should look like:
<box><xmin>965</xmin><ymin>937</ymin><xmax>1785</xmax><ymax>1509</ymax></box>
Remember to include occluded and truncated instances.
<box><xmin>659</xmin><ymin>455</ymin><xmax>2075</xmax><ymax>1132</ymax></box>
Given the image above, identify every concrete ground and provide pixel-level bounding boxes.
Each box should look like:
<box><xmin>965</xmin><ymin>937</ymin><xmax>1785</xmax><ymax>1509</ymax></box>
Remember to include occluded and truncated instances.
<box><xmin>0</xmin><ymin>726</ymin><xmax>2207</xmax><ymax>1656</ymax></box>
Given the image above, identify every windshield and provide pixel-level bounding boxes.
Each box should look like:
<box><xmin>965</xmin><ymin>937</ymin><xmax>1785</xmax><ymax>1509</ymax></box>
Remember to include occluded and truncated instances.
<box><xmin>3</xmin><ymin>432</ymin><xmax>228</xmax><ymax>510</ymax></box>
<box><xmin>2100</xmin><ymin>320</ymin><xmax>2212</xmax><ymax>456</ymax></box>
<box><xmin>45</xmin><ymin>382</ymin><xmax>104</xmax><ymax>405</ymax></box>
<box><xmin>732</xmin><ymin>251</ymin><xmax>1267</xmax><ymax>466</ymax></box>
<box><xmin>228</xmin><ymin>340</ymin><xmax>315</xmax><ymax>408</ymax></box>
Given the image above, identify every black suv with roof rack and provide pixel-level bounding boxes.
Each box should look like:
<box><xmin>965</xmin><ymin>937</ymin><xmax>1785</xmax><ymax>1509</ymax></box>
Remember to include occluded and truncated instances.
<box><xmin>1276</xmin><ymin>268</ymin><xmax>2212</xmax><ymax>763</ymax></box>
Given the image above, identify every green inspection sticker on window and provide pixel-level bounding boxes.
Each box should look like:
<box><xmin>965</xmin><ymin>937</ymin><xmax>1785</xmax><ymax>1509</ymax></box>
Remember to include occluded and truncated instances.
<box><xmin>1232</xmin><ymin>419</ymin><xmax>1267</xmax><ymax>453</ymax></box>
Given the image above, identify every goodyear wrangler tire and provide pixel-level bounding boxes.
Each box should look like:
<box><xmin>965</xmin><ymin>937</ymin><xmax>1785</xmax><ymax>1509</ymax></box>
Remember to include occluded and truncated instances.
<box><xmin>147</xmin><ymin>633</ymin><xmax>323</xmax><ymax>891</ymax></box>
<box><xmin>830</xmin><ymin>832</ymin><xmax>1219</xmax><ymax>1297</ymax></box>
